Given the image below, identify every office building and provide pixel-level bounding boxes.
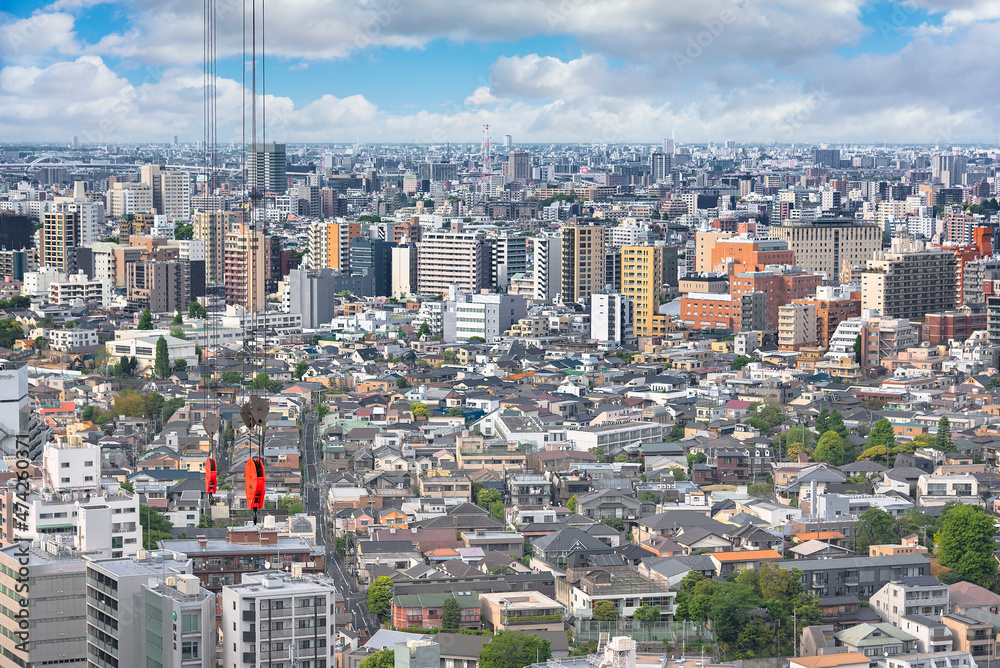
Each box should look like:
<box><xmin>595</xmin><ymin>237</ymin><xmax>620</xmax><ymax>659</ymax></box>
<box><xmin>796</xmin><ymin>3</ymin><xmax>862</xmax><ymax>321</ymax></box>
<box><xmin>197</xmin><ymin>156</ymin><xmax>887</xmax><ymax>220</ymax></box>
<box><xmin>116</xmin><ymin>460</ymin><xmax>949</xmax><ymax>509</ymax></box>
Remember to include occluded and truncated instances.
<box><xmin>127</xmin><ymin>259</ymin><xmax>189</xmax><ymax>313</ymax></box>
<box><xmin>442</xmin><ymin>288</ymin><xmax>527</xmax><ymax>343</ymax></box>
<box><xmin>503</xmin><ymin>149</ymin><xmax>531</xmax><ymax>181</ymax></box>
<box><xmin>193</xmin><ymin>210</ymin><xmax>237</xmax><ymax>286</ymax></box>
<box><xmin>621</xmin><ymin>245</ymin><xmax>666</xmax><ymax>337</ymax></box>
<box><xmin>650</xmin><ymin>151</ymin><xmax>671</xmax><ymax>181</ymax></box>
<box><xmin>251</xmin><ymin>142</ymin><xmax>287</xmax><ymax>194</ymax></box>
<box><xmin>416</xmin><ymin>226</ymin><xmax>488</xmax><ymax>296</ymax></box>
<box><xmin>161</xmin><ymin>169</ymin><xmax>191</xmax><ymax>219</ymax></box>
<box><xmin>309</xmin><ymin>220</ymin><xmax>362</xmax><ymax>272</ymax></box>
<box><xmin>418</xmin><ymin>160</ymin><xmax>459</xmax><ymax>183</ymax></box>
<box><xmin>391</xmin><ymin>245</ymin><xmax>418</xmax><ymax>299</ymax></box>
<box><xmin>41</xmin><ymin>207</ymin><xmax>80</xmax><ymax>273</ymax></box>
<box><xmin>222</xmin><ymin>570</ymin><xmax>339</xmax><ymax>668</ymax></box>
<box><xmin>142</xmin><ymin>575</ymin><xmax>217</xmax><ymax>668</ymax></box>
<box><xmin>0</xmin><ymin>213</ymin><xmax>34</xmax><ymax>250</ymax></box>
<box><xmin>349</xmin><ymin>238</ymin><xmax>394</xmax><ymax>297</ymax></box>
<box><xmin>532</xmin><ymin>235</ymin><xmax>561</xmax><ymax>303</ymax></box>
<box><xmin>0</xmin><ymin>539</ymin><xmax>87</xmax><ymax>667</ymax></box>
<box><xmin>862</xmin><ymin>237</ymin><xmax>957</xmax><ymax>320</ymax></box>
<box><xmin>560</xmin><ymin>225</ymin><xmax>605</xmax><ymax>303</ymax></box>
<box><xmin>591</xmin><ymin>293</ymin><xmax>634</xmax><ymax>343</ymax></box>
<box><xmin>770</xmin><ymin>219</ymin><xmax>882</xmax><ymax>281</ymax></box>
<box><xmin>0</xmin><ymin>249</ymin><xmax>28</xmax><ymax>281</ymax></box>
<box><xmin>813</xmin><ymin>149</ymin><xmax>841</xmax><ymax>168</ymax></box>
<box><xmin>86</xmin><ymin>551</ymin><xmax>194</xmax><ymax>668</ymax></box>
<box><xmin>223</xmin><ymin>225</ymin><xmax>267</xmax><ymax>311</ymax></box>
<box><xmin>0</xmin><ymin>361</ymin><xmax>45</xmax><ymax>460</ymax></box>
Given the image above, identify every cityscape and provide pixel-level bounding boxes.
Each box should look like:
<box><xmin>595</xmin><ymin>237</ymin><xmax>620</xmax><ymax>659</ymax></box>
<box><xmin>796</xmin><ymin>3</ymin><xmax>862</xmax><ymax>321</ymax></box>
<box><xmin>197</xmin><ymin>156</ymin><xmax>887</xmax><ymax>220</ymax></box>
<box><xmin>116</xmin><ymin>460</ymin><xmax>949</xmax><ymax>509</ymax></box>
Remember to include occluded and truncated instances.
<box><xmin>5</xmin><ymin>2</ymin><xmax>1000</xmax><ymax>668</ymax></box>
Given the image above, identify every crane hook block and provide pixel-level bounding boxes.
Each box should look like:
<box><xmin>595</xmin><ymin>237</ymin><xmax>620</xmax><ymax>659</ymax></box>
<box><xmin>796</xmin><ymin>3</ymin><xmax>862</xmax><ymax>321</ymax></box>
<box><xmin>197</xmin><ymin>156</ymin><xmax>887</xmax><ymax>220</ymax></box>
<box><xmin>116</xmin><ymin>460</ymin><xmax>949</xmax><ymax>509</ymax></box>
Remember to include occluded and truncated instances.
<box><xmin>245</xmin><ymin>457</ymin><xmax>265</xmax><ymax>512</ymax></box>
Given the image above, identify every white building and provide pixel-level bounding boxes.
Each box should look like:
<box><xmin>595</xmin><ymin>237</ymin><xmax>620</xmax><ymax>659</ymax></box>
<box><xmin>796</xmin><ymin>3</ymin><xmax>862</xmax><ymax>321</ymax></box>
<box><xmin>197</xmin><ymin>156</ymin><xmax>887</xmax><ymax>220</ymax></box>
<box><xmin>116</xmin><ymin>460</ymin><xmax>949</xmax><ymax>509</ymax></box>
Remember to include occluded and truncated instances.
<box><xmin>872</xmin><ymin>578</ymin><xmax>949</xmax><ymax>628</ymax></box>
<box><xmin>392</xmin><ymin>245</ymin><xmax>418</xmax><ymax>299</ymax></box>
<box><xmin>42</xmin><ymin>327</ymin><xmax>99</xmax><ymax>351</ymax></box>
<box><xmin>565</xmin><ymin>421</ymin><xmax>665</xmax><ymax>453</ymax></box>
<box><xmin>22</xmin><ymin>266</ymin><xmax>67</xmax><ymax>297</ymax></box>
<box><xmin>591</xmin><ymin>293</ymin><xmax>634</xmax><ymax>343</ymax></box>
<box><xmin>532</xmin><ymin>235</ymin><xmax>561</xmax><ymax>303</ymax></box>
<box><xmin>106</xmin><ymin>334</ymin><xmax>198</xmax><ymax>374</ymax></box>
<box><xmin>48</xmin><ymin>270</ymin><xmax>112</xmax><ymax>307</ymax></box>
<box><xmin>886</xmin><ymin>652</ymin><xmax>974</xmax><ymax>668</ymax></box>
<box><xmin>222</xmin><ymin>570</ymin><xmax>340</xmax><ymax>668</ymax></box>
<box><xmin>109</xmin><ymin>182</ymin><xmax>154</xmax><ymax>217</ymax></box>
<box><xmin>442</xmin><ymin>288</ymin><xmax>527</xmax><ymax>343</ymax></box>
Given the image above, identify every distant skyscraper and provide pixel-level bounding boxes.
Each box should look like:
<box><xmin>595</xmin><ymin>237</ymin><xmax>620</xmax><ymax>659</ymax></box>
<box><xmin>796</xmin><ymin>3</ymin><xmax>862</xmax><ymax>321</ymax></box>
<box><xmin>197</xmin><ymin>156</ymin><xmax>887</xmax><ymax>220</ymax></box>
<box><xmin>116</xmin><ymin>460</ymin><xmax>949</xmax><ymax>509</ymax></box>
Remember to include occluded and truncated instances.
<box><xmin>560</xmin><ymin>225</ymin><xmax>605</xmax><ymax>303</ymax></box>
<box><xmin>503</xmin><ymin>134</ymin><xmax>513</xmax><ymax>148</ymax></box>
<box><xmin>40</xmin><ymin>208</ymin><xmax>79</xmax><ymax>272</ymax></box>
<box><xmin>813</xmin><ymin>148</ymin><xmax>841</xmax><ymax>168</ymax></box>
<box><xmin>504</xmin><ymin>149</ymin><xmax>531</xmax><ymax>181</ymax></box>
<box><xmin>72</xmin><ymin>134</ymin><xmax>78</xmax><ymax>148</ymax></box>
<box><xmin>251</xmin><ymin>142</ymin><xmax>287</xmax><ymax>194</ymax></box>
<box><xmin>173</xmin><ymin>134</ymin><xmax>179</xmax><ymax>145</ymax></box>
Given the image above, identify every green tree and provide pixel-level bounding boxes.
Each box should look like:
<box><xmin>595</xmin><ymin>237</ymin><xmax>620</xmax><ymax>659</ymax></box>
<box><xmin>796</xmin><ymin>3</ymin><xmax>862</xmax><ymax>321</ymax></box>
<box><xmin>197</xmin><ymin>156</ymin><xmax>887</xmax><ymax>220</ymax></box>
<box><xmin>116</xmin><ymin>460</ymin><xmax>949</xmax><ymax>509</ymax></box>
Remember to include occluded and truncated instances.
<box><xmin>174</xmin><ymin>222</ymin><xmax>194</xmax><ymax>240</ymax></box>
<box><xmin>566</xmin><ymin>495</ymin><xmax>578</xmax><ymax>513</ymax></box>
<box><xmin>490</xmin><ymin>501</ymin><xmax>504</xmax><ymax>520</ymax></box>
<box><xmin>828</xmin><ymin>410</ymin><xmax>848</xmax><ymax>437</ymax></box>
<box><xmin>366</xmin><ymin>576</ymin><xmax>394</xmax><ymax>621</ymax></box>
<box><xmin>731</xmin><ymin>355</ymin><xmax>752</xmax><ymax>371</ymax></box>
<box><xmin>639</xmin><ymin>490</ymin><xmax>659</xmax><ymax>503</ymax></box>
<box><xmin>588</xmin><ymin>446</ymin><xmax>606</xmax><ymax>463</ymax></box>
<box><xmin>855</xmin><ymin>507</ymin><xmax>896</xmax><ymax>554</ymax></box>
<box><xmin>0</xmin><ymin>319</ymin><xmax>24</xmax><ymax>349</ymax></box>
<box><xmin>813</xmin><ymin>431</ymin><xmax>847</xmax><ymax>466</ymax></box>
<box><xmin>448</xmin><ymin>406</ymin><xmax>463</xmax><ymax>417</ymax></box>
<box><xmin>139</xmin><ymin>505</ymin><xmax>173</xmax><ymax>549</ymax></box>
<box><xmin>748</xmin><ymin>482</ymin><xmax>773</xmax><ymax>498</ymax></box>
<box><xmin>154</xmin><ymin>336</ymin><xmax>170</xmax><ymax>379</ymax></box>
<box><xmin>34</xmin><ymin>336</ymin><xmax>47</xmax><ymax>351</ymax></box>
<box><xmin>221</xmin><ymin>370</ymin><xmax>242</xmax><ymax>385</ymax></box>
<box><xmin>933</xmin><ymin>416</ymin><xmax>955</xmax><ymax>452</ymax></box>
<box><xmin>478</xmin><ymin>631</ymin><xmax>551</xmax><ymax>668</ymax></box>
<box><xmin>172</xmin><ymin>312</ymin><xmax>183</xmax><ymax>325</ymax></box>
<box><xmin>417</xmin><ymin>322</ymin><xmax>431</xmax><ymax>337</ymax></box>
<box><xmin>410</xmin><ymin>402</ymin><xmax>429</xmax><ymax>418</ymax></box>
<box><xmin>316</xmin><ymin>405</ymin><xmax>330</xmax><ymax>420</ymax></box>
<box><xmin>853</xmin><ymin>334</ymin><xmax>862</xmax><ymax>363</ymax></box>
<box><xmin>358</xmin><ymin>649</ymin><xmax>395</xmax><ymax>668</ymax></box>
<box><xmin>815</xmin><ymin>409</ymin><xmax>830</xmax><ymax>434</ymax></box>
<box><xmin>188</xmin><ymin>301</ymin><xmax>207</xmax><ymax>319</ymax></box>
<box><xmin>614</xmin><ymin>453</ymin><xmax>628</xmax><ymax>463</ymax></box>
<box><xmin>173</xmin><ymin>359</ymin><xmax>187</xmax><ymax>372</ymax></box>
<box><xmin>137</xmin><ymin>308</ymin><xmax>153</xmax><ymax>330</ymax></box>
<box><xmin>442</xmin><ymin>597</ymin><xmax>462</xmax><ymax>631</ymax></box>
<box><xmin>861</xmin><ymin>398</ymin><xmax>886</xmax><ymax>411</ymax></box>
<box><xmin>633</xmin><ymin>605</ymin><xmax>661</xmax><ymax>623</ymax></box>
<box><xmin>477</xmin><ymin>488</ymin><xmax>502</xmax><ymax>509</ymax></box>
<box><xmin>936</xmin><ymin>504</ymin><xmax>998</xmax><ymax>588</ymax></box>
<box><xmin>277</xmin><ymin>494</ymin><xmax>305</xmax><ymax>514</ymax></box>
<box><xmin>248</xmin><ymin>372</ymin><xmax>282</xmax><ymax>393</ymax></box>
<box><xmin>293</xmin><ymin>360</ymin><xmax>308</xmax><ymax>380</ymax></box>
<box><xmin>686</xmin><ymin>452</ymin><xmax>707</xmax><ymax>467</ymax></box>
<box><xmin>161</xmin><ymin>397</ymin><xmax>185</xmax><ymax>424</ymax></box>
<box><xmin>168</xmin><ymin>327</ymin><xmax>186</xmax><ymax>340</ymax></box>
<box><xmin>865</xmin><ymin>418</ymin><xmax>897</xmax><ymax>464</ymax></box>
<box><xmin>592</xmin><ymin>600</ymin><xmax>618</xmax><ymax>621</ymax></box>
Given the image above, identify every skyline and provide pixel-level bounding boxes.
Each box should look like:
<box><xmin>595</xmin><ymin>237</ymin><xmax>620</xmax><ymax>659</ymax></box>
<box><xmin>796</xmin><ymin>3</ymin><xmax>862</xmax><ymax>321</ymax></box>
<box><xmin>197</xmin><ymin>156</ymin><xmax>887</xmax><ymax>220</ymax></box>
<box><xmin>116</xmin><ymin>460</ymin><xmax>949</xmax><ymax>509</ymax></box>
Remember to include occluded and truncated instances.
<box><xmin>2</xmin><ymin>0</ymin><xmax>1000</xmax><ymax>145</ymax></box>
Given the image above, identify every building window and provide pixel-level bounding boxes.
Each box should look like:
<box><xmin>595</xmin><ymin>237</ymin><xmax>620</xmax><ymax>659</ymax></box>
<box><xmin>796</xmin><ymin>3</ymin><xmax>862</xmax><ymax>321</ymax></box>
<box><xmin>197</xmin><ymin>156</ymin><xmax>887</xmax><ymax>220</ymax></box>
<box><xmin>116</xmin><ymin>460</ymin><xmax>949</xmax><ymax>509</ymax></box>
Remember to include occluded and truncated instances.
<box><xmin>181</xmin><ymin>641</ymin><xmax>199</xmax><ymax>660</ymax></box>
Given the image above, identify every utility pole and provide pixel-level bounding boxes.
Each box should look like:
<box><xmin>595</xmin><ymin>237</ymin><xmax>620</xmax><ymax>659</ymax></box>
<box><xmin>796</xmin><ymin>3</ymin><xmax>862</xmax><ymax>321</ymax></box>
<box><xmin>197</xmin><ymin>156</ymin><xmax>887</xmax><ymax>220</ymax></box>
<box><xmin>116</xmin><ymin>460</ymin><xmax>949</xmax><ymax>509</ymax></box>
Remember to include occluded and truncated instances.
<box><xmin>794</xmin><ymin>606</ymin><xmax>798</xmax><ymax>657</ymax></box>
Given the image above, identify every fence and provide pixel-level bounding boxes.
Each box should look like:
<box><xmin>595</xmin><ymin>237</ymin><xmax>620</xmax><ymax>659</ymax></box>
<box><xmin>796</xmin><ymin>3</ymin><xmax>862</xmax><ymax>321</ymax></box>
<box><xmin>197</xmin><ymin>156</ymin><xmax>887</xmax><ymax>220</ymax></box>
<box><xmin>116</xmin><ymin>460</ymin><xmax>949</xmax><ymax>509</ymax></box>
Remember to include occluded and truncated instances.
<box><xmin>574</xmin><ymin>620</ymin><xmax>714</xmax><ymax>645</ymax></box>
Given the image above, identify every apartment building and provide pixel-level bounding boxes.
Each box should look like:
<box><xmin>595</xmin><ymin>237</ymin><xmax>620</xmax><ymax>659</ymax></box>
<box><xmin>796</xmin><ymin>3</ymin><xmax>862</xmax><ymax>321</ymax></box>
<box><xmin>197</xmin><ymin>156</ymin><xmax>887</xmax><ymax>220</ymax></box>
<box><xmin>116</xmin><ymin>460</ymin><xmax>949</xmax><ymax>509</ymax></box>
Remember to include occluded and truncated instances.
<box><xmin>872</xmin><ymin>578</ymin><xmax>949</xmax><ymax>627</ymax></box>
<box><xmin>779</xmin><ymin>302</ymin><xmax>818</xmax><ymax>350</ymax></box>
<box><xmin>561</xmin><ymin>225</ymin><xmax>606</xmax><ymax>303</ymax></box>
<box><xmin>222</xmin><ymin>570</ymin><xmax>338</xmax><ymax>668</ymax></box>
<box><xmin>622</xmin><ymin>245</ymin><xmax>666</xmax><ymax>337</ymax></box>
<box><xmin>779</xmin><ymin>555</ymin><xmax>931</xmax><ymax>599</ymax></box>
<box><xmin>862</xmin><ymin>237</ymin><xmax>957</xmax><ymax>321</ymax></box>
<box><xmin>770</xmin><ymin>219</ymin><xmax>882</xmax><ymax>280</ymax></box>
<box><xmin>479</xmin><ymin>591</ymin><xmax>565</xmax><ymax>633</ymax></box>
<box><xmin>193</xmin><ymin>210</ymin><xmax>238</xmax><ymax>286</ymax></box>
<box><xmin>417</xmin><ymin>226</ymin><xmax>488</xmax><ymax>296</ymax></box>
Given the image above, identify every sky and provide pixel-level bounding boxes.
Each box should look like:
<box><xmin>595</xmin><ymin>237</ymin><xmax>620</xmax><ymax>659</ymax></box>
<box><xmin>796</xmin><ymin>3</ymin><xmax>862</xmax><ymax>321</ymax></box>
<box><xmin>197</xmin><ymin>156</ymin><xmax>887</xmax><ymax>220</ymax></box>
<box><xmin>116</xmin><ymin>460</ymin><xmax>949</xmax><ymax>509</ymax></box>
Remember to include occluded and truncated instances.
<box><xmin>2</xmin><ymin>0</ymin><xmax>1000</xmax><ymax>145</ymax></box>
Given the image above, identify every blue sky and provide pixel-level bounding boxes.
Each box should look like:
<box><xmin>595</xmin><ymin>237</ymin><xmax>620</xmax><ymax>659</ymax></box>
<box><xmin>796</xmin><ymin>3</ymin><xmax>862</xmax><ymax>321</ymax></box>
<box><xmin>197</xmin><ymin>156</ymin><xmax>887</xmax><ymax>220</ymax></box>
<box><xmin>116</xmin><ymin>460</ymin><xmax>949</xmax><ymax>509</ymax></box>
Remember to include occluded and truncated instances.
<box><xmin>2</xmin><ymin>0</ymin><xmax>1000</xmax><ymax>143</ymax></box>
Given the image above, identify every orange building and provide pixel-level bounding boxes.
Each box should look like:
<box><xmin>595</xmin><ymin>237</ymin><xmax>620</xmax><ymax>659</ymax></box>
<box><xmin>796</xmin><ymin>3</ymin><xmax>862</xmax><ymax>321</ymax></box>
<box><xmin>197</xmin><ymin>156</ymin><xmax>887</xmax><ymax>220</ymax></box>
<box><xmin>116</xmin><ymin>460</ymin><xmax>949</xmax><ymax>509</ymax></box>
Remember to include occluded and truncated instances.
<box><xmin>711</xmin><ymin>235</ymin><xmax>796</xmax><ymax>273</ymax></box>
<box><xmin>934</xmin><ymin>226</ymin><xmax>993</xmax><ymax>306</ymax></box>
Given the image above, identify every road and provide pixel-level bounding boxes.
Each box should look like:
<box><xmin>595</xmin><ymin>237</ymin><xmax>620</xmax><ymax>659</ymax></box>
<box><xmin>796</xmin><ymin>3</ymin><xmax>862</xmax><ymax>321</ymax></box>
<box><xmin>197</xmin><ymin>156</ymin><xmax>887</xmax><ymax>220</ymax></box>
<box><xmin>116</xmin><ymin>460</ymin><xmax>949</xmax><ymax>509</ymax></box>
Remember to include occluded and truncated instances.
<box><xmin>301</xmin><ymin>411</ymin><xmax>379</xmax><ymax>638</ymax></box>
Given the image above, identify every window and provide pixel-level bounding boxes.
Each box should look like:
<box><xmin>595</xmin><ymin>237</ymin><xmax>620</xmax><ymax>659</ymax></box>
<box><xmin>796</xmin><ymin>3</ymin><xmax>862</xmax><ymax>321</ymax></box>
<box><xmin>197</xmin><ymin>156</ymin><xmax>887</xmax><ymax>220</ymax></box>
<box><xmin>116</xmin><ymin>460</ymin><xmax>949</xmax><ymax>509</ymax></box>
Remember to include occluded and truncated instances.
<box><xmin>181</xmin><ymin>641</ymin><xmax>199</xmax><ymax>660</ymax></box>
<box><xmin>61</xmin><ymin>462</ymin><xmax>70</xmax><ymax>468</ymax></box>
<box><xmin>182</xmin><ymin>613</ymin><xmax>199</xmax><ymax>633</ymax></box>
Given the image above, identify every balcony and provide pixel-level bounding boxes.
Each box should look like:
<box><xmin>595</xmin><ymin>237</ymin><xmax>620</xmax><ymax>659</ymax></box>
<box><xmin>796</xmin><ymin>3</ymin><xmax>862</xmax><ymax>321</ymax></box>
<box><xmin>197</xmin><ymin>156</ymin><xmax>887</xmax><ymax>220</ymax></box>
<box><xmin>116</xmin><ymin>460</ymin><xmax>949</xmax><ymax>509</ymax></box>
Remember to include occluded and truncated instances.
<box><xmin>243</xmin><ymin>610</ymin><xmax>256</xmax><ymax>621</ymax></box>
<box><xmin>243</xmin><ymin>631</ymin><xmax>256</xmax><ymax>642</ymax></box>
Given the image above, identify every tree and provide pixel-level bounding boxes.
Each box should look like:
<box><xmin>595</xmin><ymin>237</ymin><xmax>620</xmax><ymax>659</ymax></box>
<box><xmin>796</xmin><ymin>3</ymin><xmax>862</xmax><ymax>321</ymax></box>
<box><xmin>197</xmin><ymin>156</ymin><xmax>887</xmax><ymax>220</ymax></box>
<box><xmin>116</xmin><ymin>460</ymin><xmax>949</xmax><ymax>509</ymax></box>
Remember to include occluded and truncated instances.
<box><xmin>366</xmin><ymin>576</ymin><xmax>394</xmax><ymax>620</ymax></box>
<box><xmin>277</xmin><ymin>494</ymin><xmax>305</xmax><ymax>514</ymax></box>
<box><xmin>152</xmin><ymin>336</ymin><xmax>170</xmax><ymax>378</ymax></box>
<box><xmin>933</xmin><ymin>416</ymin><xmax>955</xmax><ymax>452</ymax></box>
<box><xmin>161</xmin><ymin>397</ymin><xmax>185</xmax><ymax>424</ymax></box>
<box><xmin>633</xmin><ymin>605</ymin><xmax>661</xmax><ymax>623</ymax></box>
<box><xmin>188</xmin><ymin>301</ymin><xmax>207</xmax><ymax>319</ymax></box>
<box><xmin>828</xmin><ymin>410</ymin><xmax>848</xmax><ymax>438</ymax></box>
<box><xmin>786</xmin><ymin>441</ymin><xmax>810</xmax><ymax>460</ymax></box>
<box><xmin>748</xmin><ymin>482</ymin><xmax>773</xmax><ymax>498</ymax></box>
<box><xmin>417</xmin><ymin>322</ymin><xmax>431</xmax><ymax>337</ymax></box>
<box><xmin>137</xmin><ymin>308</ymin><xmax>153</xmax><ymax>330</ymax></box>
<box><xmin>174</xmin><ymin>359</ymin><xmax>187</xmax><ymax>372</ymax></box>
<box><xmin>221</xmin><ymin>370</ymin><xmax>242</xmax><ymax>385</ymax></box>
<box><xmin>34</xmin><ymin>336</ymin><xmax>47</xmax><ymax>351</ymax></box>
<box><xmin>316</xmin><ymin>405</ymin><xmax>329</xmax><ymax>420</ymax></box>
<box><xmin>865</xmin><ymin>418</ymin><xmax>897</xmax><ymax>464</ymax></box>
<box><xmin>358</xmin><ymin>649</ymin><xmax>395</xmax><ymax>668</ymax></box>
<box><xmin>477</xmin><ymin>488</ymin><xmax>501</xmax><ymax>509</ymax></box>
<box><xmin>614</xmin><ymin>453</ymin><xmax>628</xmax><ymax>463</ymax></box>
<box><xmin>686</xmin><ymin>452</ymin><xmax>707</xmax><ymax>467</ymax></box>
<box><xmin>410</xmin><ymin>402</ymin><xmax>429</xmax><ymax>418</ymax></box>
<box><xmin>813</xmin><ymin>431</ymin><xmax>847</xmax><ymax>466</ymax></box>
<box><xmin>861</xmin><ymin>398</ymin><xmax>886</xmax><ymax>411</ymax></box>
<box><xmin>448</xmin><ymin>406</ymin><xmax>463</xmax><ymax>417</ymax></box>
<box><xmin>442</xmin><ymin>597</ymin><xmax>462</xmax><ymax>631</ymax></box>
<box><xmin>731</xmin><ymin>355</ymin><xmax>752</xmax><ymax>371</ymax></box>
<box><xmin>0</xmin><ymin>319</ymin><xmax>24</xmax><ymax>349</ymax></box>
<box><xmin>248</xmin><ymin>372</ymin><xmax>283</xmax><ymax>393</ymax></box>
<box><xmin>490</xmin><ymin>501</ymin><xmax>504</xmax><ymax>520</ymax></box>
<box><xmin>853</xmin><ymin>334</ymin><xmax>862</xmax><ymax>363</ymax></box>
<box><xmin>855</xmin><ymin>507</ymin><xmax>896</xmax><ymax>554</ymax></box>
<box><xmin>566</xmin><ymin>495</ymin><xmax>578</xmax><ymax>513</ymax></box>
<box><xmin>815</xmin><ymin>409</ymin><xmax>830</xmax><ymax>434</ymax></box>
<box><xmin>592</xmin><ymin>600</ymin><xmax>618</xmax><ymax>621</ymax></box>
<box><xmin>293</xmin><ymin>360</ymin><xmax>308</xmax><ymax>380</ymax></box>
<box><xmin>478</xmin><ymin>631</ymin><xmax>551</xmax><ymax>668</ymax></box>
<box><xmin>139</xmin><ymin>504</ymin><xmax>173</xmax><ymax>549</ymax></box>
<box><xmin>172</xmin><ymin>312</ymin><xmax>183</xmax><ymax>325</ymax></box>
<box><xmin>588</xmin><ymin>446</ymin><xmax>606</xmax><ymax>463</ymax></box>
<box><xmin>168</xmin><ymin>327</ymin><xmax>186</xmax><ymax>340</ymax></box>
<box><xmin>936</xmin><ymin>504</ymin><xmax>998</xmax><ymax>588</ymax></box>
<box><xmin>174</xmin><ymin>222</ymin><xmax>194</xmax><ymax>241</ymax></box>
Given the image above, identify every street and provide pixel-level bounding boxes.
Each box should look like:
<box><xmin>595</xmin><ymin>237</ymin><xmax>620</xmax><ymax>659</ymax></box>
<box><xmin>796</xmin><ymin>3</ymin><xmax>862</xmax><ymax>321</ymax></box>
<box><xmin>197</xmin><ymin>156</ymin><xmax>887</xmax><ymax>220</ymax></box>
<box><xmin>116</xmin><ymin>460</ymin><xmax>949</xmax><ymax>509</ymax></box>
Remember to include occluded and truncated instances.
<box><xmin>300</xmin><ymin>411</ymin><xmax>378</xmax><ymax>637</ymax></box>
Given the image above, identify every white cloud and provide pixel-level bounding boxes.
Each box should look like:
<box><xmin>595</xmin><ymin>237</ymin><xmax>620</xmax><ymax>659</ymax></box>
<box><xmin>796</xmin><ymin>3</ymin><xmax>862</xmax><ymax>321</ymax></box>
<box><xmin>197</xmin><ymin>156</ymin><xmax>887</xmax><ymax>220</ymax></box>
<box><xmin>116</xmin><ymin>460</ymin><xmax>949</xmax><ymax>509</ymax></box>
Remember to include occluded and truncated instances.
<box><xmin>0</xmin><ymin>12</ymin><xmax>80</xmax><ymax>59</ymax></box>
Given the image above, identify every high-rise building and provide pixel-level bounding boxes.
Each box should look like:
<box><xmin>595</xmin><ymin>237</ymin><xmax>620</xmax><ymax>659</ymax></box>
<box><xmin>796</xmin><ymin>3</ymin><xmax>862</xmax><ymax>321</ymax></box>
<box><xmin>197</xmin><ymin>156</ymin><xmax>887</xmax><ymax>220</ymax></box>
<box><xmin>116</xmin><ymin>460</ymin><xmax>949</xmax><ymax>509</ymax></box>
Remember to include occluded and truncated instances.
<box><xmin>813</xmin><ymin>149</ymin><xmax>841</xmax><ymax>168</ymax></box>
<box><xmin>161</xmin><ymin>169</ymin><xmax>191</xmax><ymax>219</ymax></box>
<box><xmin>86</xmin><ymin>551</ymin><xmax>197</xmax><ymax>668</ymax></box>
<box><xmin>532</xmin><ymin>235</ymin><xmax>561</xmax><ymax>303</ymax></box>
<box><xmin>391</xmin><ymin>244</ymin><xmax>418</xmax><ymax>299</ymax></box>
<box><xmin>503</xmin><ymin>149</ymin><xmax>531</xmax><ymax>181</ymax></box>
<box><xmin>621</xmin><ymin>245</ymin><xmax>666</xmax><ymax>337</ymax></box>
<box><xmin>862</xmin><ymin>237</ymin><xmax>957</xmax><ymax>320</ymax></box>
<box><xmin>109</xmin><ymin>182</ymin><xmax>154</xmax><ymax>217</ymax></box>
<box><xmin>0</xmin><ymin>539</ymin><xmax>87</xmax><ymax>667</ymax></box>
<box><xmin>40</xmin><ymin>207</ymin><xmax>79</xmax><ymax>272</ymax></box>
<box><xmin>777</xmin><ymin>302</ymin><xmax>818</xmax><ymax>350</ymax></box>
<box><xmin>770</xmin><ymin>219</ymin><xmax>882</xmax><ymax>281</ymax></box>
<box><xmin>591</xmin><ymin>293</ymin><xmax>634</xmax><ymax>343</ymax></box>
<box><xmin>560</xmin><ymin>225</ymin><xmax>605</xmax><ymax>303</ymax></box>
<box><xmin>251</xmin><ymin>142</ymin><xmax>288</xmax><ymax>194</ymax></box>
<box><xmin>222</xmin><ymin>570</ymin><xmax>340</xmax><ymax>668</ymax></box>
<box><xmin>140</xmin><ymin>163</ymin><xmax>163</xmax><ymax>213</ymax></box>
<box><xmin>308</xmin><ymin>221</ymin><xmax>362</xmax><ymax>272</ymax></box>
<box><xmin>488</xmin><ymin>234</ymin><xmax>528</xmax><ymax>289</ymax></box>
<box><xmin>650</xmin><ymin>151</ymin><xmax>671</xmax><ymax>181</ymax></box>
<box><xmin>793</xmin><ymin>285</ymin><xmax>862</xmax><ymax>348</ymax></box>
<box><xmin>0</xmin><ymin>213</ymin><xmax>35</xmax><ymax>250</ymax></box>
<box><xmin>349</xmin><ymin>238</ymin><xmax>394</xmax><ymax>297</ymax></box>
<box><xmin>127</xmin><ymin>259</ymin><xmax>189</xmax><ymax>313</ymax></box>
<box><xmin>416</xmin><ymin>226</ymin><xmax>488</xmax><ymax>296</ymax></box>
<box><xmin>224</xmin><ymin>224</ymin><xmax>267</xmax><ymax>312</ymax></box>
<box><xmin>193</xmin><ymin>210</ymin><xmax>237</xmax><ymax>286</ymax></box>
<box><xmin>142</xmin><ymin>575</ymin><xmax>217</xmax><ymax>668</ymax></box>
